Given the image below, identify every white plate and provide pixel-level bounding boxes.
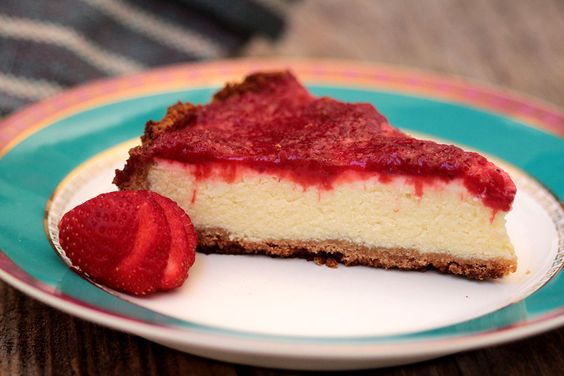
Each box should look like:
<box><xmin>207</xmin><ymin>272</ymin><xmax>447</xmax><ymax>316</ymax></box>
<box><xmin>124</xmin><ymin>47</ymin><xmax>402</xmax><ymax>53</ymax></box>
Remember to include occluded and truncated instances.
<box><xmin>1</xmin><ymin>60</ymin><xmax>562</xmax><ymax>370</ymax></box>
<box><xmin>43</xmin><ymin>139</ymin><xmax>562</xmax><ymax>369</ymax></box>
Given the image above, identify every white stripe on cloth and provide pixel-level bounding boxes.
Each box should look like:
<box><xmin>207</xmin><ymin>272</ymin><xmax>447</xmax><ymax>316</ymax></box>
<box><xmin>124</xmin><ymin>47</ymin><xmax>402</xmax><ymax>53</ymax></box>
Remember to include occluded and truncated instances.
<box><xmin>80</xmin><ymin>0</ymin><xmax>224</xmax><ymax>58</ymax></box>
<box><xmin>0</xmin><ymin>72</ymin><xmax>64</xmax><ymax>100</ymax></box>
<box><xmin>0</xmin><ymin>14</ymin><xmax>144</xmax><ymax>75</ymax></box>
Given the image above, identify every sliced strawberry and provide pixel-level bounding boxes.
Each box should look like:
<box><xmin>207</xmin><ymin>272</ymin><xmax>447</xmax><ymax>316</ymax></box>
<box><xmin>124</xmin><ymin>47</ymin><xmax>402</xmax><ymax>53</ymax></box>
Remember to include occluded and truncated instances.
<box><xmin>150</xmin><ymin>193</ymin><xmax>197</xmax><ymax>291</ymax></box>
<box><xmin>58</xmin><ymin>191</ymin><xmax>172</xmax><ymax>296</ymax></box>
<box><xmin>59</xmin><ymin>191</ymin><xmax>142</xmax><ymax>275</ymax></box>
<box><xmin>103</xmin><ymin>195</ymin><xmax>170</xmax><ymax>295</ymax></box>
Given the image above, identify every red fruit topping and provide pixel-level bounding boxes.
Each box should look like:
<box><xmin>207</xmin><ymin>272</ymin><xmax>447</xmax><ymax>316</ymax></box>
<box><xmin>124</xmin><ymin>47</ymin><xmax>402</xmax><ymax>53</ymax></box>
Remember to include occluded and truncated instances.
<box><xmin>150</xmin><ymin>193</ymin><xmax>197</xmax><ymax>290</ymax></box>
<box><xmin>115</xmin><ymin>71</ymin><xmax>516</xmax><ymax>212</ymax></box>
<box><xmin>58</xmin><ymin>190</ymin><xmax>197</xmax><ymax>296</ymax></box>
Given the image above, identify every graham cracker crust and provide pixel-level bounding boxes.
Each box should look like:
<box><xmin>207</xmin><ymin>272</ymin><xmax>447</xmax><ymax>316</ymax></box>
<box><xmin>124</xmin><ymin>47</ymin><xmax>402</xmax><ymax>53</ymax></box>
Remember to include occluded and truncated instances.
<box><xmin>197</xmin><ymin>228</ymin><xmax>517</xmax><ymax>280</ymax></box>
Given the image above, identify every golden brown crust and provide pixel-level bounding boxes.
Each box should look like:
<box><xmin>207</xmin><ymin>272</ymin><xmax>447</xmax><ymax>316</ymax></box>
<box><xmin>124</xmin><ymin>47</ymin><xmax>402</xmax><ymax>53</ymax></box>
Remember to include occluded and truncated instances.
<box><xmin>112</xmin><ymin>148</ymin><xmax>151</xmax><ymax>190</ymax></box>
<box><xmin>114</xmin><ymin>101</ymin><xmax>196</xmax><ymax>190</ymax></box>
<box><xmin>141</xmin><ymin>102</ymin><xmax>197</xmax><ymax>145</ymax></box>
<box><xmin>197</xmin><ymin>227</ymin><xmax>517</xmax><ymax>280</ymax></box>
<box><xmin>212</xmin><ymin>71</ymin><xmax>292</xmax><ymax>103</ymax></box>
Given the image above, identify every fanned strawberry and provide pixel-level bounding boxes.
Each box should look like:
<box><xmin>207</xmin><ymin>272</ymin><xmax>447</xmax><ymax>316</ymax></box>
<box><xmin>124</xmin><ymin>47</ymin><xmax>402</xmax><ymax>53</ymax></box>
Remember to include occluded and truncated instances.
<box><xmin>150</xmin><ymin>193</ymin><xmax>197</xmax><ymax>291</ymax></box>
<box><xmin>58</xmin><ymin>191</ymin><xmax>173</xmax><ymax>295</ymax></box>
<box><xmin>102</xmin><ymin>195</ymin><xmax>170</xmax><ymax>295</ymax></box>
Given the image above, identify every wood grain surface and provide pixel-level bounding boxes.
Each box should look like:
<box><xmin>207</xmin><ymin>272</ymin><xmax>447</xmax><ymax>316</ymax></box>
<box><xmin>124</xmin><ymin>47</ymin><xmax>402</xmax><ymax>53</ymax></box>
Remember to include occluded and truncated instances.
<box><xmin>1</xmin><ymin>0</ymin><xmax>563</xmax><ymax>375</ymax></box>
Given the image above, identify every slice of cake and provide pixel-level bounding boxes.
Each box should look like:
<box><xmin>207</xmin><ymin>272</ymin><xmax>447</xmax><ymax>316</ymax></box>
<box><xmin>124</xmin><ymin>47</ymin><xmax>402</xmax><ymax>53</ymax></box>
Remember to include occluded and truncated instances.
<box><xmin>114</xmin><ymin>71</ymin><xmax>517</xmax><ymax>279</ymax></box>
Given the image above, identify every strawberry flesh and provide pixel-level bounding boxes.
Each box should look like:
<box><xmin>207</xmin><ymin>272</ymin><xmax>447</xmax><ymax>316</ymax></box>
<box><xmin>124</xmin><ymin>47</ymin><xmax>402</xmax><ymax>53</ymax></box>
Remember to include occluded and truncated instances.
<box><xmin>151</xmin><ymin>193</ymin><xmax>197</xmax><ymax>291</ymax></box>
<box><xmin>103</xmin><ymin>196</ymin><xmax>170</xmax><ymax>295</ymax></box>
<box><xmin>59</xmin><ymin>191</ymin><xmax>142</xmax><ymax>277</ymax></box>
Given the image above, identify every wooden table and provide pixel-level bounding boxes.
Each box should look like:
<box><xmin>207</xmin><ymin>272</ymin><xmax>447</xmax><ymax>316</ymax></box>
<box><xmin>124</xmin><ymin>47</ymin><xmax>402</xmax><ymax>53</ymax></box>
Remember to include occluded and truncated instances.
<box><xmin>1</xmin><ymin>0</ymin><xmax>563</xmax><ymax>374</ymax></box>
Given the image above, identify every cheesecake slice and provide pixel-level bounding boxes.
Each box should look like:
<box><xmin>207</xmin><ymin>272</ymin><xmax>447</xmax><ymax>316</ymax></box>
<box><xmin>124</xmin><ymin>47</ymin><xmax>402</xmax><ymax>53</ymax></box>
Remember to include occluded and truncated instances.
<box><xmin>114</xmin><ymin>71</ymin><xmax>517</xmax><ymax>279</ymax></box>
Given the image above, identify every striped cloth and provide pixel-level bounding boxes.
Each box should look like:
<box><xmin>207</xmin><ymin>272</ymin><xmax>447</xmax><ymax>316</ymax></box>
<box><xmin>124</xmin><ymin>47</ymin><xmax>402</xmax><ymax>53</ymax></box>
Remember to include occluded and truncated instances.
<box><xmin>0</xmin><ymin>0</ymin><xmax>291</xmax><ymax>117</ymax></box>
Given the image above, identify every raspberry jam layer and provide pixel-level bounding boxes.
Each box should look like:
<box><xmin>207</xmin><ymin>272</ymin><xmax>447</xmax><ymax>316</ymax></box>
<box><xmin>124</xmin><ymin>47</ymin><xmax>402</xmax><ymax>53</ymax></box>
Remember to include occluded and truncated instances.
<box><xmin>115</xmin><ymin>71</ymin><xmax>516</xmax><ymax>212</ymax></box>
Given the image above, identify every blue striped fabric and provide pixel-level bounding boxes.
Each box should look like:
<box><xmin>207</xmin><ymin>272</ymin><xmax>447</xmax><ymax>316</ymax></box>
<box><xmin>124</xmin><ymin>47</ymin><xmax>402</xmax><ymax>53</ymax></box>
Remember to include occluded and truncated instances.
<box><xmin>0</xmin><ymin>0</ymin><xmax>291</xmax><ymax>117</ymax></box>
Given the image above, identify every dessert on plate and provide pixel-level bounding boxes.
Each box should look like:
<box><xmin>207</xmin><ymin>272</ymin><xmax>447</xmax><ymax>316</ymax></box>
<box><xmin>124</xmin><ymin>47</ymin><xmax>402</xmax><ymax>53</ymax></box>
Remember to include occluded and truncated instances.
<box><xmin>114</xmin><ymin>71</ymin><xmax>517</xmax><ymax>279</ymax></box>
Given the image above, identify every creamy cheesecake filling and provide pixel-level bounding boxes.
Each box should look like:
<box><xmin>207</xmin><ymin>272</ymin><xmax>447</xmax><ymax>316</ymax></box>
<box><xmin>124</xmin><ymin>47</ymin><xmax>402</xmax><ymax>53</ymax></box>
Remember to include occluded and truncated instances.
<box><xmin>147</xmin><ymin>160</ymin><xmax>515</xmax><ymax>261</ymax></box>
